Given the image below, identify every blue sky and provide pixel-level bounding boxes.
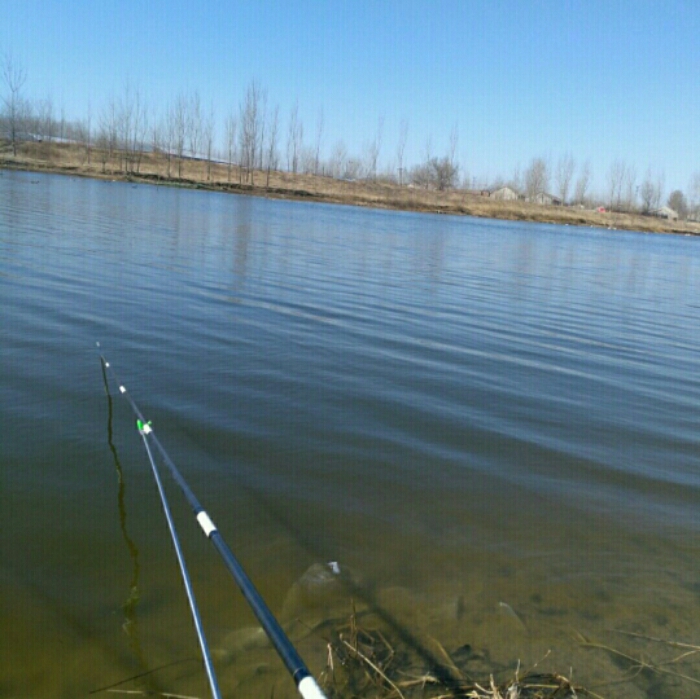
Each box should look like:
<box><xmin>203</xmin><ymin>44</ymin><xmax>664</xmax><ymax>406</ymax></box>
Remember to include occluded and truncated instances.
<box><xmin>3</xmin><ymin>0</ymin><xmax>699</xmax><ymax>194</ymax></box>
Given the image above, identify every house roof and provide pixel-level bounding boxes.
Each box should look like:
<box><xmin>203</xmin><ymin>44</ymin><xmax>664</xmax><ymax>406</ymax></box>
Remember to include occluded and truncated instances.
<box><xmin>652</xmin><ymin>206</ymin><xmax>678</xmax><ymax>217</ymax></box>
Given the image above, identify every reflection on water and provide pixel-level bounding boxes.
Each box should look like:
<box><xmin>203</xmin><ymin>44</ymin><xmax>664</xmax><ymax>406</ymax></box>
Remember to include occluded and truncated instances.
<box><xmin>100</xmin><ymin>358</ymin><xmax>146</xmax><ymax>679</ymax></box>
<box><xmin>1</xmin><ymin>170</ymin><xmax>699</xmax><ymax>698</ymax></box>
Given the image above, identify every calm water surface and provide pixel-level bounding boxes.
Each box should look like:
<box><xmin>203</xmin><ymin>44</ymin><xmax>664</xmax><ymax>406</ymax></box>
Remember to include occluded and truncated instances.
<box><xmin>2</xmin><ymin>170</ymin><xmax>699</xmax><ymax>698</ymax></box>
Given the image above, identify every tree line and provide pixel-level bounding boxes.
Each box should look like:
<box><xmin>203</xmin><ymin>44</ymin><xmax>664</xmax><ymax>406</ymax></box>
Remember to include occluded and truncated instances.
<box><xmin>2</xmin><ymin>52</ymin><xmax>699</xmax><ymax>219</ymax></box>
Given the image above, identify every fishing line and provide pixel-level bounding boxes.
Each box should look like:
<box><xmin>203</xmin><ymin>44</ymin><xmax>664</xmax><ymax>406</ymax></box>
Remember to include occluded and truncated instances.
<box><xmin>98</xmin><ymin>348</ymin><xmax>327</xmax><ymax>699</ymax></box>
<box><xmin>137</xmin><ymin>417</ymin><xmax>223</xmax><ymax>699</ymax></box>
<box><xmin>99</xmin><ymin>352</ymin><xmax>222</xmax><ymax>699</ymax></box>
<box><xmin>100</xmin><ymin>360</ymin><xmax>152</xmax><ymax>690</ymax></box>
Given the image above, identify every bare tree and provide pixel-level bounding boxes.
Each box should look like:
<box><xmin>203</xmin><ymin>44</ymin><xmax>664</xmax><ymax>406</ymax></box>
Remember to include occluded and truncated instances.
<box><xmin>607</xmin><ymin>159</ymin><xmax>627</xmax><ymax>210</ymax></box>
<box><xmin>265</xmin><ymin>104</ymin><xmax>279</xmax><ymax>188</ymax></box>
<box><xmin>99</xmin><ymin>100</ymin><xmax>119</xmax><ymax>172</ymax></box>
<box><xmin>35</xmin><ymin>96</ymin><xmax>55</xmax><ymax>143</ymax></box>
<box><xmin>314</xmin><ymin>107</ymin><xmax>324</xmax><ymax>175</ymax></box>
<box><xmin>639</xmin><ymin>166</ymin><xmax>663</xmax><ymax>214</ymax></box>
<box><xmin>509</xmin><ymin>164</ymin><xmax>522</xmax><ymax>194</ymax></box>
<box><xmin>132</xmin><ymin>90</ymin><xmax>148</xmax><ymax>173</ymax></box>
<box><xmin>115</xmin><ymin>83</ymin><xmax>147</xmax><ymax>174</ymax></box>
<box><xmin>525</xmin><ymin>157</ymin><xmax>549</xmax><ymax>200</ymax></box>
<box><xmin>203</xmin><ymin>103</ymin><xmax>215</xmax><ymax>181</ymax></box>
<box><xmin>253</xmin><ymin>89</ymin><xmax>267</xmax><ymax>172</ymax></box>
<box><xmin>423</xmin><ymin>134</ymin><xmax>433</xmax><ymax>164</ymax></box>
<box><xmin>639</xmin><ymin>168</ymin><xmax>655</xmax><ymax>214</ymax></box>
<box><xmin>396</xmin><ymin>119</ymin><xmax>408</xmax><ymax>185</ymax></box>
<box><xmin>653</xmin><ymin>170</ymin><xmax>665</xmax><ymax>211</ymax></box>
<box><xmin>574</xmin><ymin>160</ymin><xmax>591</xmax><ymax>205</ymax></box>
<box><xmin>555</xmin><ymin>153</ymin><xmax>575</xmax><ymax>204</ymax></box>
<box><xmin>410</xmin><ymin>161</ymin><xmax>433</xmax><ymax>189</ymax></box>
<box><xmin>297</xmin><ymin>145</ymin><xmax>312</xmax><ymax>174</ymax></box>
<box><xmin>668</xmin><ymin>190</ymin><xmax>688</xmax><ymax>219</ymax></box>
<box><xmin>286</xmin><ymin>100</ymin><xmax>303</xmax><ymax>173</ymax></box>
<box><xmin>85</xmin><ymin>98</ymin><xmax>92</xmax><ymax>164</ymax></box>
<box><xmin>344</xmin><ymin>157</ymin><xmax>362</xmax><ymax>180</ymax></box>
<box><xmin>187</xmin><ymin>91</ymin><xmax>202</xmax><ymax>160</ymax></box>
<box><xmin>162</xmin><ymin>107</ymin><xmax>176</xmax><ymax>179</ymax></box>
<box><xmin>329</xmin><ymin>139</ymin><xmax>347</xmax><ymax>178</ymax></box>
<box><xmin>689</xmin><ymin>171</ymin><xmax>700</xmax><ymax>220</ymax></box>
<box><xmin>59</xmin><ymin>104</ymin><xmax>65</xmax><ymax>141</ymax></box>
<box><xmin>449</xmin><ymin>122</ymin><xmax>459</xmax><ymax>169</ymax></box>
<box><xmin>366</xmin><ymin>115</ymin><xmax>384</xmax><ymax>181</ymax></box>
<box><xmin>410</xmin><ymin>157</ymin><xmax>458</xmax><ymax>190</ymax></box>
<box><xmin>150</xmin><ymin>112</ymin><xmax>162</xmax><ymax>176</ymax></box>
<box><xmin>432</xmin><ymin>156</ymin><xmax>458</xmax><ymax>191</ymax></box>
<box><xmin>224</xmin><ymin>111</ymin><xmax>237</xmax><ymax>184</ymax></box>
<box><xmin>95</xmin><ymin>124</ymin><xmax>110</xmax><ymax>173</ymax></box>
<box><xmin>1</xmin><ymin>52</ymin><xmax>29</xmax><ymax>155</ymax></box>
<box><xmin>172</xmin><ymin>94</ymin><xmax>188</xmax><ymax>179</ymax></box>
<box><xmin>622</xmin><ymin>163</ymin><xmax>637</xmax><ymax>211</ymax></box>
<box><xmin>239</xmin><ymin>81</ymin><xmax>263</xmax><ymax>184</ymax></box>
<box><xmin>72</xmin><ymin>103</ymin><xmax>93</xmax><ymax>164</ymax></box>
<box><xmin>75</xmin><ymin>118</ymin><xmax>91</xmax><ymax>164</ymax></box>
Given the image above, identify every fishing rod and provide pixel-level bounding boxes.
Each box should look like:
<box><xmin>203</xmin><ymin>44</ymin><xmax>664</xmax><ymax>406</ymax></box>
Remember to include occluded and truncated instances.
<box><xmin>100</xmin><ymin>354</ymin><xmax>222</xmax><ymax>699</ymax></box>
<box><xmin>99</xmin><ymin>351</ymin><xmax>327</xmax><ymax>699</ymax></box>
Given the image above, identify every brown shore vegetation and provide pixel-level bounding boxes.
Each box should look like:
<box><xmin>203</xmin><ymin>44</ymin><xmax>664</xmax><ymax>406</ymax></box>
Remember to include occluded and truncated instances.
<box><xmin>90</xmin><ymin>607</ymin><xmax>700</xmax><ymax>698</ymax></box>
<box><xmin>3</xmin><ymin>139</ymin><xmax>700</xmax><ymax>237</ymax></box>
<box><xmin>318</xmin><ymin>611</ymin><xmax>700</xmax><ymax>698</ymax></box>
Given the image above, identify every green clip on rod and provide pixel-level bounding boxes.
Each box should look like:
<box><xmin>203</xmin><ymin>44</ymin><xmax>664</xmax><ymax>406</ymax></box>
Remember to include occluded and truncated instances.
<box><xmin>100</xmin><ymin>352</ymin><xmax>327</xmax><ymax>699</ymax></box>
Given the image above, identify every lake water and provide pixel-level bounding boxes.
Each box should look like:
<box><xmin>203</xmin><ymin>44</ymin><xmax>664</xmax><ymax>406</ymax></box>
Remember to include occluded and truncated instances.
<box><xmin>1</xmin><ymin>169</ymin><xmax>699</xmax><ymax>698</ymax></box>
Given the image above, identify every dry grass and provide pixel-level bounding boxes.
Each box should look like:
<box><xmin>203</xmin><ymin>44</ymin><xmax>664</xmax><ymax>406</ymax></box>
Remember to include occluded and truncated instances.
<box><xmin>317</xmin><ymin>609</ymin><xmax>700</xmax><ymax>699</ymax></box>
<box><xmin>85</xmin><ymin>608</ymin><xmax>700</xmax><ymax>699</ymax></box>
<box><xmin>577</xmin><ymin>629</ymin><xmax>700</xmax><ymax>693</ymax></box>
<box><xmin>319</xmin><ymin>608</ymin><xmax>595</xmax><ymax>699</ymax></box>
<box><xmin>2</xmin><ymin>139</ymin><xmax>699</xmax><ymax>237</ymax></box>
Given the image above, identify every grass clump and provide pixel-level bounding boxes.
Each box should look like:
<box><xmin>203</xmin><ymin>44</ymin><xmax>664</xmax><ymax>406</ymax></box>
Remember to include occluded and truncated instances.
<box><xmin>320</xmin><ymin>607</ymin><xmax>595</xmax><ymax>699</ymax></box>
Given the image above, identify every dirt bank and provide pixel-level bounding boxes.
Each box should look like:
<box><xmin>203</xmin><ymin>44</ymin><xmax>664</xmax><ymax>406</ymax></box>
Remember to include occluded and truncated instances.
<box><xmin>2</xmin><ymin>141</ymin><xmax>699</xmax><ymax>237</ymax></box>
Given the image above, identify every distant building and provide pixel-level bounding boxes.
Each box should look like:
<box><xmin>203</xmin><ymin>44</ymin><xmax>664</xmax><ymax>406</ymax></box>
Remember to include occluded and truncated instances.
<box><xmin>651</xmin><ymin>206</ymin><xmax>679</xmax><ymax>221</ymax></box>
<box><xmin>527</xmin><ymin>192</ymin><xmax>563</xmax><ymax>206</ymax></box>
<box><xmin>491</xmin><ymin>186</ymin><xmax>520</xmax><ymax>201</ymax></box>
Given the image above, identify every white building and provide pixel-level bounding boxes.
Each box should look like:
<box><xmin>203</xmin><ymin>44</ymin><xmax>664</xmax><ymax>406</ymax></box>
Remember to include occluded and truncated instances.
<box><xmin>651</xmin><ymin>206</ymin><xmax>679</xmax><ymax>221</ymax></box>
<box><xmin>491</xmin><ymin>186</ymin><xmax>520</xmax><ymax>201</ymax></box>
<box><xmin>527</xmin><ymin>192</ymin><xmax>563</xmax><ymax>206</ymax></box>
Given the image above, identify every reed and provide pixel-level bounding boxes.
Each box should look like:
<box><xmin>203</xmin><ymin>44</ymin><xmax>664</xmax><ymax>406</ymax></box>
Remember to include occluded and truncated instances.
<box><xmin>317</xmin><ymin>609</ymin><xmax>700</xmax><ymax>698</ymax></box>
<box><xmin>319</xmin><ymin>608</ymin><xmax>595</xmax><ymax>699</ymax></box>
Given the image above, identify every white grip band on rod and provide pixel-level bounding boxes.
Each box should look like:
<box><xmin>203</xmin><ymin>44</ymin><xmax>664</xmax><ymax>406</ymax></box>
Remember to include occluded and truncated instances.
<box><xmin>197</xmin><ymin>510</ymin><xmax>218</xmax><ymax>537</ymax></box>
<box><xmin>298</xmin><ymin>676</ymin><xmax>327</xmax><ymax>699</ymax></box>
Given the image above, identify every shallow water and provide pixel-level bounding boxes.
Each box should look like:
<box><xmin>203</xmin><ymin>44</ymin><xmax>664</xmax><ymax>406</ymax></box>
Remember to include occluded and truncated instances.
<box><xmin>1</xmin><ymin>170</ymin><xmax>699</xmax><ymax>698</ymax></box>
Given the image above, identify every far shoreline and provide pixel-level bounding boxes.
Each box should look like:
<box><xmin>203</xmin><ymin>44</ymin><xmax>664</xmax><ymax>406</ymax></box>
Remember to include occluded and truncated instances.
<box><xmin>2</xmin><ymin>142</ymin><xmax>699</xmax><ymax>238</ymax></box>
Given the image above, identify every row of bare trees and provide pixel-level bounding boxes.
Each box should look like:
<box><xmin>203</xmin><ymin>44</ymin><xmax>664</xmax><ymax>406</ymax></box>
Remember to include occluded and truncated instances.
<box><xmin>1</xmin><ymin>52</ymin><xmax>28</xmax><ymax>156</ymax></box>
<box><xmin>491</xmin><ymin>154</ymin><xmax>699</xmax><ymax>218</ymax></box>
<box><xmin>2</xmin><ymin>52</ymin><xmax>699</xmax><ymax>218</ymax></box>
<box><xmin>491</xmin><ymin>155</ymin><xmax>592</xmax><ymax>206</ymax></box>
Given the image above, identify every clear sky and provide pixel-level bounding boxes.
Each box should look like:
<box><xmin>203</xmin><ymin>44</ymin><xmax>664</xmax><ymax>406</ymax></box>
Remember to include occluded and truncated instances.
<box><xmin>3</xmin><ymin>0</ymin><xmax>699</xmax><ymax>195</ymax></box>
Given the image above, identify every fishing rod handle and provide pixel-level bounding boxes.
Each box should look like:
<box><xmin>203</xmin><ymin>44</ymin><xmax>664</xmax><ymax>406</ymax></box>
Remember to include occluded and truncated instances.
<box><xmin>298</xmin><ymin>676</ymin><xmax>326</xmax><ymax>699</ymax></box>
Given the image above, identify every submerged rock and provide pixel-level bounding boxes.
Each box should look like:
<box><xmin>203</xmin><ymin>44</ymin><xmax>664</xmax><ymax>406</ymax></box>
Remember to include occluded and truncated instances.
<box><xmin>280</xmin><ymin>562</ymin><xmax>353</xmax><ymax>633</ymax></box>
<box><xmin>216</xmin><ymin>562</ymin><xmax>355</xmax><ymax>660</ymax></box>
<box><xmin>215</xmin><ymin>625</ymin><xmax>270</xmax><ymax>660</ymax></box>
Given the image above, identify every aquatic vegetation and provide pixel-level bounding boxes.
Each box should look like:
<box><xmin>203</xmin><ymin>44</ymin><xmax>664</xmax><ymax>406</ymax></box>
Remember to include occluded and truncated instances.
<box><xmin>320</xmin><ymin>607</ymin><xmax>589</xmax><ymax>699</ymax></box>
